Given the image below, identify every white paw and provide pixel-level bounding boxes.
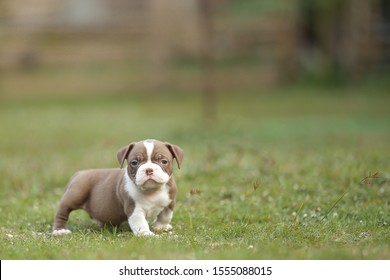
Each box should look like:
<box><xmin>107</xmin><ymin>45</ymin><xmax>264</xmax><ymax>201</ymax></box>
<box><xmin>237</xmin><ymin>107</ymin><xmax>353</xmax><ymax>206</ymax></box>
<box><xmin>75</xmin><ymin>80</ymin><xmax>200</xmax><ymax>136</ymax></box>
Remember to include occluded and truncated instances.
<box><xmin>52</xmin><ymin>229</ymin><xmax>72</xmax><ymax>236</ymax></box>
<box><xmin>152</xmin><ymin>223</ymin><xmax>173</xmax><ymax>232</ymax></box>
<box><xmin>135</xmin><ymin>230</ymin><xmax>157</xmax><ymax>237</ymax></box>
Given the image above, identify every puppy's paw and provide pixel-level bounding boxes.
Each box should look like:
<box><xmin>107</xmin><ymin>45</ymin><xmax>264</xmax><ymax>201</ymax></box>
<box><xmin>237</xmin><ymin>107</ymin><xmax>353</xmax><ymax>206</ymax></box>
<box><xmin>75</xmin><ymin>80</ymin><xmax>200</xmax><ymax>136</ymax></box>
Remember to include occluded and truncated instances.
<box><xmin>134</xmin><ymin>230</ymin><xmax>157</xmax><ymax>237</ymax></box>
<box><xmin>152</xmin><ymin>223</ymin><xmax>173</xmax><ymax>232</ymax></box>
<box><xmin>52</xmin><ymin>229</ymin><xmax>72</xmax><ymax>236</ymax></box>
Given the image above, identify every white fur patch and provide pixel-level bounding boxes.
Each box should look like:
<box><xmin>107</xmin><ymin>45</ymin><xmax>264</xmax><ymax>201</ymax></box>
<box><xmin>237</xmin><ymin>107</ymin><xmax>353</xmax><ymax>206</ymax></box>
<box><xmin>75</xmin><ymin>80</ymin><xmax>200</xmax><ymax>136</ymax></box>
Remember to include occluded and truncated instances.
<box><xmin>135</xmin><ymin>163</ymin><xmax>170</xmax><ymax>187</ymax></box>
<box><xmin>144</xmin><ymin>140</ymin><xmax>154</xmax><ymax>162</ymax></box>
<box><xmin>128</xmin><ymin>208</ymin><xmax>155</xmax><ymax>236</ymax></box>
<box><xmin>52</xmin><ymin>229</ymin><xmax>72</xmax><ymax>236</ymax></box>
<box><xmin>124</xmin><ymin>172</ymin><xmax>171</xmax><ymax>219</ymax></box>
<box><xmin>134</xmin><ymin>140</ymin><xmax>170</xmax><ymax>188</ymax></box>
<box><xmin>124</xmin><ymin>172</ymin><xmax>172</xmax><ymax>236</ymax></box>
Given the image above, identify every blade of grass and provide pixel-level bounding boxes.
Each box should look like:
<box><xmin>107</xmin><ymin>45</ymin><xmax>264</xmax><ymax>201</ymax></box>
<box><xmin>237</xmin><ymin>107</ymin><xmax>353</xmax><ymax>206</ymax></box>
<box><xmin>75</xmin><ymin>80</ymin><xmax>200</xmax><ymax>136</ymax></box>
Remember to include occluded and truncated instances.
<box><xmin>322</xmin><ymin>192</ymin><xmax>347</xmax><ymax>221</ymax></box>
<box><xmin>295</xmin><ymin>202</ymin><xmax>304</xmax><ymax>223</ymax></box>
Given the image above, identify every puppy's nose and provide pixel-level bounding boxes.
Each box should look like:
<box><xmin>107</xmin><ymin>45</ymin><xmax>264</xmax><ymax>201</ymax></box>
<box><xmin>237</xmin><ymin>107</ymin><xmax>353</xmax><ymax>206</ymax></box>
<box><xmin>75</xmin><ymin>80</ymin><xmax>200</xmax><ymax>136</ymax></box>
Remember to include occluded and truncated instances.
<box><xmin>145</xmin><ymin>168</ymin><xmax>154</xmax><ymax>176</ymax></box>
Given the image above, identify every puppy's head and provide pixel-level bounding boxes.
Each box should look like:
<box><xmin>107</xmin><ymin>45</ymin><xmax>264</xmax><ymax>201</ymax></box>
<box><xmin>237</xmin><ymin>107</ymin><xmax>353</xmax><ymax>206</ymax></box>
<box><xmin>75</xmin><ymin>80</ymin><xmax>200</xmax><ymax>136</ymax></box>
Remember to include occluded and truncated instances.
<box><xmin>117</xmin><ymin>139</ymin><xmax>184</xmax><ymax>190</ymax></box>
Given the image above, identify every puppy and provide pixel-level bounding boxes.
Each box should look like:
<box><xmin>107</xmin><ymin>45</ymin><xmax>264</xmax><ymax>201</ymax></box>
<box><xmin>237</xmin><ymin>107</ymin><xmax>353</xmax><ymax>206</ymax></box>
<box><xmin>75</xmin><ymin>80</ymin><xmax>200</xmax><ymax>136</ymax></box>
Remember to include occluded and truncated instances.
<box><xmin>52</xmin><ymin>139</ymin><xmax>183</xmax><ymax>236</ymax></box>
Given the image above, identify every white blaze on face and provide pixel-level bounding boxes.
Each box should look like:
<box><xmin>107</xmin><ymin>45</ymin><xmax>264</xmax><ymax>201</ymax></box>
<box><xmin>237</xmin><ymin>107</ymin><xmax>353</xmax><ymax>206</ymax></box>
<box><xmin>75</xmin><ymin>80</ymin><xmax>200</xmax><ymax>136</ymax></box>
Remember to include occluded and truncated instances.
<box><xmin>144</xmin><ymin>140</ymin><xmax>154</xmax><ymax>162</ymax></box>
<box><xmin>135</xmin><ymin>140</ymin><xmax>170</xmax><ymax>188</ymax></box>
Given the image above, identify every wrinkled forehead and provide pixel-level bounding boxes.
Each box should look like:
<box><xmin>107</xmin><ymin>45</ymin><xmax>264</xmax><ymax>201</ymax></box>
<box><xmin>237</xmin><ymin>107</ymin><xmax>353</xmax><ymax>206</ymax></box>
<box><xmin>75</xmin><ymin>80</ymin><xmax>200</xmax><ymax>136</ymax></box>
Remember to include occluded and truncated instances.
<box><xmin>129</xmin><ymin>140</ymin><xmax>172</xmax><ymax>159</ymax></box>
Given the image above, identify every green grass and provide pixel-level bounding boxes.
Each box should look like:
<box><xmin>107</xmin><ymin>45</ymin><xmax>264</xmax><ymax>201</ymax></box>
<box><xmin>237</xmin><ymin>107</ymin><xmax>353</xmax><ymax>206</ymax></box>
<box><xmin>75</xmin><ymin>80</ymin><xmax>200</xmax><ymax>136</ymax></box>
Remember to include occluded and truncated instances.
<box><xmin>0</xmin><ymin>81</ymin><xmax>389</xmax><ymax>259</ymax></box>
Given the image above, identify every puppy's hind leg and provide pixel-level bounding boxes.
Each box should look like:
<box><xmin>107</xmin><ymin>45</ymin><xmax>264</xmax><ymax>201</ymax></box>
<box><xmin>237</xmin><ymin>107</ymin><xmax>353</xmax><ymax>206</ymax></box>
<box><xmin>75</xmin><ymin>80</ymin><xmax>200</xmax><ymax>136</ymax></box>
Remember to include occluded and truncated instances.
<box><xmin>52</xmin><ymin>172</ymin><xmax>86</xmax><ymax>236</ymax></box>
<box><xmin>52</xmin><ymin>204</ymin><xmax>73</xmax><ymax>236</ymax></box>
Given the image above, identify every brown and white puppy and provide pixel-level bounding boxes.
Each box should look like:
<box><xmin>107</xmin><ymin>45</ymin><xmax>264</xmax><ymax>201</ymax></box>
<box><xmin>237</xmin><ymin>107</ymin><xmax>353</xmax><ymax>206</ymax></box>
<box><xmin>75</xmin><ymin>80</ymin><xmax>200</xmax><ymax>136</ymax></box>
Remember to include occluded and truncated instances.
<box><xmin>52</xmin><ymin>139</ymin><xmax>183</xmax><ymax>236</ymax></box>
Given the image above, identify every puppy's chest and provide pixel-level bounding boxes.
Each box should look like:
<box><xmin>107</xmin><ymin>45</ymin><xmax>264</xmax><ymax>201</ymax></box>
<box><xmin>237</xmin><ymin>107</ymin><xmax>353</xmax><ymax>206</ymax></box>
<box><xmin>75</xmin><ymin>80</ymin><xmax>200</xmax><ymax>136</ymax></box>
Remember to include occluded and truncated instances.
<box><xmin>131</xmin><ymin>186</ymin><xmax>171</xmax><ymax>219</ymax></box>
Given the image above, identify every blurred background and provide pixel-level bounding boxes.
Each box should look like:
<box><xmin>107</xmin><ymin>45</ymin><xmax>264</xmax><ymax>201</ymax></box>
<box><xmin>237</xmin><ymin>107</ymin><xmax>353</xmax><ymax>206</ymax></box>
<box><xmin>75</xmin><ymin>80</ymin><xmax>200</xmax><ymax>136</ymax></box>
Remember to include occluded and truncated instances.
<box><xmin>1</xmin><ymin>0</ymin><xmax>389</xmax><ymax>100</ymax></box>
<box><xmin>1</xmin><ymin>2</ymin><xmax>389</xmax><ymax>260</ymax></box>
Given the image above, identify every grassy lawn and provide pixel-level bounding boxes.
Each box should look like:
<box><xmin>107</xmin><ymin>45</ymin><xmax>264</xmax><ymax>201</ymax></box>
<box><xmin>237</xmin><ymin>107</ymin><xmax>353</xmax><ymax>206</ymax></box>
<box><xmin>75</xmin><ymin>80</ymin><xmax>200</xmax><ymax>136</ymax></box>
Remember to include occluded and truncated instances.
<box><xmin>0</xmin><ymin>77</ymin><xmax>389</xmax><ymax>259</ymax></box>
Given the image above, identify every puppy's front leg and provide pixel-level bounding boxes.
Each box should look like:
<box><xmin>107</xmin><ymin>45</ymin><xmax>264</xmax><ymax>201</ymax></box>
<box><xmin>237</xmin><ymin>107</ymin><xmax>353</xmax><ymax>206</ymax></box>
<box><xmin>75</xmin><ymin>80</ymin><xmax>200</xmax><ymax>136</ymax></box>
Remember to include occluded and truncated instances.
<box><xmin>152</xmin><ymin>207</ymin><xmax>173</xmax><ymax>232</ymax></box>
<box><xmin>128</xmin><ymin>208</ymin><xmax>155</xmax><ymax>236</ymax></box>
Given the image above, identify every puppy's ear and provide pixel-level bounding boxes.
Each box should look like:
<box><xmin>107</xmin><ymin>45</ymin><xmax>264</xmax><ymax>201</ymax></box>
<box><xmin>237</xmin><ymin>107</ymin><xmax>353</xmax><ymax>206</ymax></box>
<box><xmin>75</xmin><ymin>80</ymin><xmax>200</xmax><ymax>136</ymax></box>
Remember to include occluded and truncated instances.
<box><xmin>165</xmin><ymin>143</ymin><xmax>184</xmax><ymax>169</ymax></box>
<box><xmin>117</xmin><ymin>143</ymin><xmax>135</xmax><ymax>168</ymax></box>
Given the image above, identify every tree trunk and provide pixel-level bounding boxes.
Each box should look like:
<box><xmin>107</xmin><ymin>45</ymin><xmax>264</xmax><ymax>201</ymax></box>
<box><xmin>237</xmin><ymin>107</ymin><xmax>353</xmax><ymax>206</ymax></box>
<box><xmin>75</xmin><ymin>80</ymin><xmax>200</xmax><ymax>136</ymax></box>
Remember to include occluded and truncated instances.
<box><xmin>199</xmin><ymin>0</ymin><xmax>217</xmax><ymax>126</ymax></box>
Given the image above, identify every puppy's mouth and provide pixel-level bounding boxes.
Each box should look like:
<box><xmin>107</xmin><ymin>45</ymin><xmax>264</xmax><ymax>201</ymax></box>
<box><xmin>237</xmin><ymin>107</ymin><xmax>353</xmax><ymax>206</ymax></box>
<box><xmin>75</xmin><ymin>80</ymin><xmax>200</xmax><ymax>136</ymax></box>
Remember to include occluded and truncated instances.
<box><xmin>145</xmin><ymin>177</ymin><xmax>158</xmax><ymax>184</ymax></box>
<box><xmin>136</xmin><ymin>175</ymin><xmax>168</xmax><ymax>189</ymax></box>
<box><xmin>144</xmin><ymin>175</ymin><xmax>158</xmax><ymax>184</ymax></box>
<box><xmin>134</xmin><ymin>164</ymin><xmax>170</xmax><ymax>189</ymax></box>
<box><xmin>137</xmin><ymin>178</ymin><xmax>163</xmax><ymax>191</ymax></box>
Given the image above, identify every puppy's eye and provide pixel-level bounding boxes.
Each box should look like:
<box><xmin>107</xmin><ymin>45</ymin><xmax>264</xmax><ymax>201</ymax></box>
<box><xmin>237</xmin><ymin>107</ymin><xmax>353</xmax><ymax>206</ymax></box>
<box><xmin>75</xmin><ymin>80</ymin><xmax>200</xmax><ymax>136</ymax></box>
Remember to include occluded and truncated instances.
<box><xmin>161</xmin><ymin>159</ymin><xmax>169</xmax><ymax>165</ymax></box>
<box><xmin>130</xmin><ymin>160</ymin><xmax>139</xmax><ymax>167</ymax></box>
